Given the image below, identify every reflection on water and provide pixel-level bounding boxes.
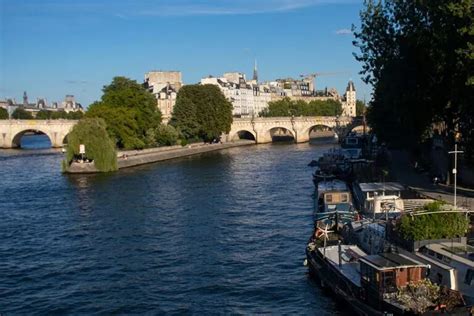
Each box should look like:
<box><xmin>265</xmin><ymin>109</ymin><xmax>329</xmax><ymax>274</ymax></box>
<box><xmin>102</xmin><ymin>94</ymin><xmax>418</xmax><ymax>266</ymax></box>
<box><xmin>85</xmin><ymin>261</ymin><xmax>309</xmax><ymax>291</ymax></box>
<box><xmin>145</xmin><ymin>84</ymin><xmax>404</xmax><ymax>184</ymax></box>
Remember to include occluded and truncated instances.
<box><xmin>0</xmin><ymin>141</ymin><xmax>347</xmax><ymax>315</ymax></box>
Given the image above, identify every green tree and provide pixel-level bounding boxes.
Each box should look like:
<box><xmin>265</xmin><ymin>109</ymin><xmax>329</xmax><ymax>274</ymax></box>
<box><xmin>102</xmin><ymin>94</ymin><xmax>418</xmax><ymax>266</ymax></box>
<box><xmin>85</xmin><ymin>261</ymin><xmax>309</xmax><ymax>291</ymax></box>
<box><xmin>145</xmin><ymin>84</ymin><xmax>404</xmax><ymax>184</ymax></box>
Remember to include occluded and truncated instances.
<box><xmin>87</xmin><ymin>104</ymin><xmax>145</xmax><ymax>149</ymax></box>
<box><xmin>86</xmin><ymin>76</ymin><xmax>161</xmax><ymax>149</ymax></box>
<box><xmin>155</xmin><ymin>124</ymin><xmax>180</xmax><ymax>146</ymax></box>
<box><xmin>12</xmin><ymin>108</ymin><xmax>33</xmax><ymax>119</ymax></box>
<box><xmin>66</xmin><ymin>111</ymin><xmax>84</xmax><ymax>120</ymax></box>
<box><xmin>51</xmin><ymin>111</ymin><xmax>68</xmax><ymax>119</ymax></box>
<box><xmin>171</xmin><ymin>84</ymin><xmax>232</xmax><ymax>142</ymax></box>
<box><xmin>353</xmin><ymin>1</ymin><xmax>474</xmax><ymax>155</ymax></box>
<box><xmin>36</xmin><ymin>110</ymin><xmax>52</xmax><ymax>120</ymax></box>
<box><xmin>65</xmin><ymin>118</ymin><xmax>117</xmax><ymax>172</ymax></box>
<box><xmin>356</xmin><ymin>100</ymin><xmax>366</xmax><ymax>116</ymax></box>
<box><xmin>0</xmin><ymin>107</ymin><xmax>8</xmax><ymax>119</ymax></box>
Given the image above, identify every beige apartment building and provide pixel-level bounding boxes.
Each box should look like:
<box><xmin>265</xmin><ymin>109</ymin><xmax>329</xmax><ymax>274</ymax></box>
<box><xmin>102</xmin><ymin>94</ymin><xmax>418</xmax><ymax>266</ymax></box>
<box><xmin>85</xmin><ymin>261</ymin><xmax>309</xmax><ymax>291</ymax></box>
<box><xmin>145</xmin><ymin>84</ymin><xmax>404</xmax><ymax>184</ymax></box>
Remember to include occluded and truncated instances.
<box><xmin>144</xmin><ymin>71</ymin><xmax>183</xmax><ymax>122</ymax></box>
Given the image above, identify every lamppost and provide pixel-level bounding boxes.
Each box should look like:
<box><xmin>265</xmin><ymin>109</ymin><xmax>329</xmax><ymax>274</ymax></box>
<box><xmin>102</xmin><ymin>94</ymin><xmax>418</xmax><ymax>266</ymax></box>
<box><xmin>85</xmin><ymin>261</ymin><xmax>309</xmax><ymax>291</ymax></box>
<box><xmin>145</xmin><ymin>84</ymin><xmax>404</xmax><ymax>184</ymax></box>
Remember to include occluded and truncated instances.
<box><xmin>335</xmin><ymin>115</ymin><xmax>340</xmax><ymax>142</ymax></box>
<box><xmin>448</xmin><ymin>132</ymin><xmax>464</xmax><ymax>210</ymax></box>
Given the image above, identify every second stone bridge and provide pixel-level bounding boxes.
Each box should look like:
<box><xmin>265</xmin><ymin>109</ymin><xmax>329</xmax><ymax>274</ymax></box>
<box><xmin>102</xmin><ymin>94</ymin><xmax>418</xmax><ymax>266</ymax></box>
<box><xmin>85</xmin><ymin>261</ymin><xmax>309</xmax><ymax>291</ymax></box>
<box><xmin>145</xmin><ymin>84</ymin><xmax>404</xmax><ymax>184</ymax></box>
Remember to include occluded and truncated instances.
<box><xmin>228</xmin><ymin>116</ymin><xmax>364</xmax><ymax>143</ymax></box>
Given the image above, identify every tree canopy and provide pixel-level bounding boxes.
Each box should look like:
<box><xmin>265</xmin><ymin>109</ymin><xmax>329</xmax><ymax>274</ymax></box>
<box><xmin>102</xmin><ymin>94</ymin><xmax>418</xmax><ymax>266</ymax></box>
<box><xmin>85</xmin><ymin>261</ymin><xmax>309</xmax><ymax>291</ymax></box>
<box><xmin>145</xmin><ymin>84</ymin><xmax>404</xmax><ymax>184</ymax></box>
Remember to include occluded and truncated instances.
<box><xmin>11</xmin><ymin>108</ymin><xmax>33</xmax><ymax>119</ymax></box>
<box><xmin>0</xmin><ymin>108</ymin><xmax>8</xmax><ymax>119</ymax></box>
<box><xmin>170</xmin><ymin>84</ymin><xmax>233</xmax><ymax>142</ymax></box>
<box><xmin>36</xmin><ymin>110</ymin><xmax>84</xmax><ymax>120</ymax></box>
<box><xmin>356</xmin><ymin>100</ymin><xmax>366</xmax><ymax>116</ymax></box>
<box><xmin>86</xmin><ymin>76</ymin><xmax>161</xmax><ymax>149</ymax></box>
<box><xmin>259</xmin><ymin>97</ymin><xmax>343</xmax><ymax>117</ymax></box>
<box><xmin>65</xmin><ymin>118</ymin><xmax>117</xmax><ymax>172</ymax></box>
<box><xmin>353</xmin><ymin>1</ymin><xmax>474</xmax><ymax>156</ymax></box>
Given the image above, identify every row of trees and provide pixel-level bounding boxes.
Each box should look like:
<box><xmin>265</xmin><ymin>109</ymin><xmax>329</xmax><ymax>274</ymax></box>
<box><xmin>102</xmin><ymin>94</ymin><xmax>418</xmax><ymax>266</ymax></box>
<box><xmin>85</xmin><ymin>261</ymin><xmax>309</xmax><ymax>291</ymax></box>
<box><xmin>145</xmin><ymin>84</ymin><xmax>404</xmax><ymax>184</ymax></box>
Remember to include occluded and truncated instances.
<box><xmin>354</xmin><ymin>1</ymin><xmax>473</xmax><ymax>159</ymax></box>
<box><xmin>0</xmin><ymin>108</ymin><xmax>84</xmax><ymax>120</ymax></box>
<box><xmin>259</xmin><ymin>98</ymin><xmax>343</xmax><ymax>117</ymax></box>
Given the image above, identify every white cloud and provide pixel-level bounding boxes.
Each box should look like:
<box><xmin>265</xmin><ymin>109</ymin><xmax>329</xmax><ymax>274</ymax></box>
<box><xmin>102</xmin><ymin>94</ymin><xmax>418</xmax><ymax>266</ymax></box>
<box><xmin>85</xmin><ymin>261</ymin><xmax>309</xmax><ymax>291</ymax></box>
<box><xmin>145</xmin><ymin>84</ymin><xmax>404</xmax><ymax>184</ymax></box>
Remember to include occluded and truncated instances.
<box><xmin>138</xmin><ymin>0</ymin><xmax>354</xmax><ymax>16</ymax></box>
<box><xmin>335</xmin><ymin>28</ymin><xmax>352</xmax><ymax>35</ymax></box>
<box><xmin>4</xmin><ymin>0</ymin><xmax>359</xmax><ymax>18</ymax></box>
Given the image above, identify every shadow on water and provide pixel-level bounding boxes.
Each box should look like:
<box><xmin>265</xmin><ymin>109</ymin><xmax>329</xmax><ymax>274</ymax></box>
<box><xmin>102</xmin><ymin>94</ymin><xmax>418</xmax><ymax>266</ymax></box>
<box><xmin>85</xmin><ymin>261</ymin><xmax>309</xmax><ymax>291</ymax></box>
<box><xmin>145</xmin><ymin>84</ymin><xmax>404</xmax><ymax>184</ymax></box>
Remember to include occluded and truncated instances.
<box><xmin>20</xmin><ymin>134</ymin><xmax>52</xmax><ymax>149</ymax></box>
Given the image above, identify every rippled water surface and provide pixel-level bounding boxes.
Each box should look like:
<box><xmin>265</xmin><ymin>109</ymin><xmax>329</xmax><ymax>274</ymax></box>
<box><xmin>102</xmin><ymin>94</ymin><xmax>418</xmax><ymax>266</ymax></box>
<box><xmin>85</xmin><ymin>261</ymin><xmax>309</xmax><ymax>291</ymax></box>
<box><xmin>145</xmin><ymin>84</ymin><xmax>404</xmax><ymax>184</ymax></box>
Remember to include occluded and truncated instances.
<box><xmin>0</xmin><ymin>136</ymin><xmax>347</xmax><ymax>315</ymax></box>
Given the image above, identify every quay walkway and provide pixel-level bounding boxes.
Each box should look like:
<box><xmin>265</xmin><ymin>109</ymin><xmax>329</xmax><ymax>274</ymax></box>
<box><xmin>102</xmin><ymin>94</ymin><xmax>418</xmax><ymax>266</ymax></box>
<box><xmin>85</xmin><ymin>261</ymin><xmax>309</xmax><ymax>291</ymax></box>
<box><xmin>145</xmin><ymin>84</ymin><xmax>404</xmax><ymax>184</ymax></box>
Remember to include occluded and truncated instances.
<box><xmin>390</xmin><ymin>150</ymin><xmax>474</xmax><ymax>208</ymax></box>
<box><xmin>390</xmin><ymin>150</ymin><xmax>473</xmax><ymax>243</ymax></box>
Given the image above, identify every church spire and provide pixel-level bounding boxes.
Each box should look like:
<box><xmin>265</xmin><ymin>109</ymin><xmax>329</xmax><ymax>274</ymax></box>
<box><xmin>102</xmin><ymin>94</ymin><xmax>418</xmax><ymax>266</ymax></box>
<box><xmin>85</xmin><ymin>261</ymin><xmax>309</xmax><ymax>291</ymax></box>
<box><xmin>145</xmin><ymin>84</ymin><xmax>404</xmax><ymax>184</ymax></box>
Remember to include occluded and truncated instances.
<box><xmin>252</xmin><ymin>58</ymin><xmax>258</xmax><ymax>82</ymax></box>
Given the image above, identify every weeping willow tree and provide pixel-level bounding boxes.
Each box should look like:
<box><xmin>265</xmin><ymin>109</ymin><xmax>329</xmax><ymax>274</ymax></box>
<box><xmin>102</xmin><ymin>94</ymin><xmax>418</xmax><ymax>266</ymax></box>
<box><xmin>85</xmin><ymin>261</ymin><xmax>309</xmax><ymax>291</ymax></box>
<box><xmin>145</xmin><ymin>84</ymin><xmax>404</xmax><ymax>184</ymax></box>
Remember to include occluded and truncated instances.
<box><xmin>65</xmin><ymin>118</ymin><xmax>117</xmax><ymax>172</ymax></box>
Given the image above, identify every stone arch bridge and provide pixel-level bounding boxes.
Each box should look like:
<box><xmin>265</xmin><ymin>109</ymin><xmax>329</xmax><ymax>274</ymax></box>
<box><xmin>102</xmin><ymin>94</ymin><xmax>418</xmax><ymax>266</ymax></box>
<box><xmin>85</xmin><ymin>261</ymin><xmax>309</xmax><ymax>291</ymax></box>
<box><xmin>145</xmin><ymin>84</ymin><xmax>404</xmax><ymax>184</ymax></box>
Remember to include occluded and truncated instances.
<box><xmin>228</xmin><ymin>116</ymin><xmax>364</xmax><ymax>144</ymax></box>
<box><xmin>0</xmin><ymin>116</ymin><xmax>364</xmax><ymax>148</ymax></box>
<box><xmin>0</xmin><ymin>120</ymin><xmax>78</xmax><ymax>148</ymax></box>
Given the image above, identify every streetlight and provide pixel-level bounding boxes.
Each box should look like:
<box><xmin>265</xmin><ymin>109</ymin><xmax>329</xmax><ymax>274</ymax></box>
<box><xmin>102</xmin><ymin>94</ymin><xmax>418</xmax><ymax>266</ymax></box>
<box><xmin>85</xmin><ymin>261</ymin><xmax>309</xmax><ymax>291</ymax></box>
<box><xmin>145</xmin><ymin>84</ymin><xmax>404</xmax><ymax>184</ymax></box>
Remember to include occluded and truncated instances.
<box><xmin>448</xmin><ymin>132</ymin><xmax>464</xmax><ymax>210</ymax></box>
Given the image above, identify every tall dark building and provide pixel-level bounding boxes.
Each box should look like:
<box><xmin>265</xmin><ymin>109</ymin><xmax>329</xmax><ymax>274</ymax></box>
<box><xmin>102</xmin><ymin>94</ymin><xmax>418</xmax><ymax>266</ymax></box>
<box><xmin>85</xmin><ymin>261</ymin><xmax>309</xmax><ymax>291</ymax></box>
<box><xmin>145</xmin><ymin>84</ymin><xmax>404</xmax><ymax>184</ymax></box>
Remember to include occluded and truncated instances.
<box><xmin>23</xmin><ymin>91</ymin><xmax>28</xmax><ymax>107</ymax></box>
<box><xmin>252</xmin><ymin>59</ymin><xmax>258</xmax><ymax>82</ymax></box>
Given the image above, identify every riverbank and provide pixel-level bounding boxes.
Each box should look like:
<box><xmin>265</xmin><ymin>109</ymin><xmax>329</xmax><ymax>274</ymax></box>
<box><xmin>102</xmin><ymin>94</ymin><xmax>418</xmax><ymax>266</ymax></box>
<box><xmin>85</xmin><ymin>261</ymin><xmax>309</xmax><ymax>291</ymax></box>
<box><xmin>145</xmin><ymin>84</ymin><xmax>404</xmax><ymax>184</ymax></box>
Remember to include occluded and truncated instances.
<box><xmin>65</xmin><ymin>140</ymin><xmax>255</xmax><ymax>173</ymax></box>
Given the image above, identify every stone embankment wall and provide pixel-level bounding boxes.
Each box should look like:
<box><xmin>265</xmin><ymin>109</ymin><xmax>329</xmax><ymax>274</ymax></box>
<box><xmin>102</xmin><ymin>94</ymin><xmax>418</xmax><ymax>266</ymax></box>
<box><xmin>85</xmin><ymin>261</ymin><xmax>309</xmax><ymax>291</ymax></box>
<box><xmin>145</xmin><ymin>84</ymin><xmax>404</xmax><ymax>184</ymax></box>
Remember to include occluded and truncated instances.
<box><xmin>65</xmin><ymin>140</ymin><xmax>254</xmax><ymax>174</ymax></box>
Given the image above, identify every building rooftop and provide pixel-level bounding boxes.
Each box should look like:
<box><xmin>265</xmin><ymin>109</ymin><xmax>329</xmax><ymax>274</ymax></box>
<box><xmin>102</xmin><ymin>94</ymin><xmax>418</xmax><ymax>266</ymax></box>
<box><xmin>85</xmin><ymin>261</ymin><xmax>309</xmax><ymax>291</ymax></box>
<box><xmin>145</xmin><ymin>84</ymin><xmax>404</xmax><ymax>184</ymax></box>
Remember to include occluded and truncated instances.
<box><xmin>346</xmin><ymin>80</ymin><xmax>356</xmax><ymax>92</ymax></box>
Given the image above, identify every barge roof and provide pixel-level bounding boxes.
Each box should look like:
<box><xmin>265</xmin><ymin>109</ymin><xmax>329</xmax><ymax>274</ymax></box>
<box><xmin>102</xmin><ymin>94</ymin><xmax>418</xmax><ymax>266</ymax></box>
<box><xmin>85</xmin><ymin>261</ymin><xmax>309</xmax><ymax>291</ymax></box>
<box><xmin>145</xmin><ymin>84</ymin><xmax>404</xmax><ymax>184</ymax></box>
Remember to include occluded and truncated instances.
<box><xmin>424</xmin><ymin>242</ymin><xmax>474</xmax><ymax>267</ymax></box>
<box><xmin>360</xmin><ymin>253</ymin><xmax>428</xmax><ymax>271</ymax></box>
<box><xmin>358</xmin><ymin>182</ymin><xmax>404</xmax><ymax>192</ymax></box>
<box><xmin>317</xmin><ymin>180</ymin><xmax>349</xmax><ymax>193</ymax></box>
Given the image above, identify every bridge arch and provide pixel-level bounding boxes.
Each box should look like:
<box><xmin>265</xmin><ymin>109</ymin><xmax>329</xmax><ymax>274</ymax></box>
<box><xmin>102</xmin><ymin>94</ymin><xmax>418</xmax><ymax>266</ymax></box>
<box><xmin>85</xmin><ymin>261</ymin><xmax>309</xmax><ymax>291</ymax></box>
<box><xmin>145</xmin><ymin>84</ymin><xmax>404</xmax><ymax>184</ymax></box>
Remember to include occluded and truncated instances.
<box><xmin>349</xmin><ymin>124</ymin><xmax>370</xmax><ymax>135</ymax></box>
<box><xmin>268</xmin><ymin>126</ymin><xmax>295</xmax><ymax>142</ymax></box>
<box><xmin>11</xmin><ymin>129</ymin><xmax>53</xmax><ymax>148</ymax></box>
<box><xmin>62</xmin><ymin>133</ymin><xmax>70</xmax><ymax>145</ymax></box>
<box><xmin>230</xmin><ymin>129</ymin><xmax>256</xmax><ymax>142</ymax></box>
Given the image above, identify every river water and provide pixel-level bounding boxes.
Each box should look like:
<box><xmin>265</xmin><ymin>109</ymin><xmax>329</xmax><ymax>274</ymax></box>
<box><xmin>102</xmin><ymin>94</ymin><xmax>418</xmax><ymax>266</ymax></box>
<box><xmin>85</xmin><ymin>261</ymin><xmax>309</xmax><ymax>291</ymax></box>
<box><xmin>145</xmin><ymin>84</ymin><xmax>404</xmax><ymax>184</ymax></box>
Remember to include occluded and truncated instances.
<box><xmin>0</xmin><ymin>135</ymin><xmax>347</xmax><ymax>315</ymax></box>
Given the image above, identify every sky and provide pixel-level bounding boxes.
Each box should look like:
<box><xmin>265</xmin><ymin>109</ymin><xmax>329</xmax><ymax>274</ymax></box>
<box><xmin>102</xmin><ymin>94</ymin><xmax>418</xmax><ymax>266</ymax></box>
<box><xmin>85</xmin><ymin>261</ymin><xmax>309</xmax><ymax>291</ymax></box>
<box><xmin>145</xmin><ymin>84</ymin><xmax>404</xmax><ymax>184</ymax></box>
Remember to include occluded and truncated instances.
<box><xmin>0</xmin><ymin>0</ymin><xmax>369</xmax><ymax>107</ymax></box>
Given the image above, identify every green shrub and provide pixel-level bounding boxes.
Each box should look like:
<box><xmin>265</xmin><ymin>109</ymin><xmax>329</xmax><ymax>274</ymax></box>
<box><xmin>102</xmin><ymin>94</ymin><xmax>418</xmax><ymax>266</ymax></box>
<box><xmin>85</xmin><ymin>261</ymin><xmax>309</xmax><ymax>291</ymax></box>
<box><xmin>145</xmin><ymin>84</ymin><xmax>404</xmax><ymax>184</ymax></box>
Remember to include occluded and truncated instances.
<box><xmin>397</xmin><ymin>202</ymin><xmax>469</xmax><ymax>241</ymax></box>
<box><xmin>65</xmin><ymin>118</ymin><xmax>117</xmax><ymax>172</ymax></box>
<box><xmin>155</xmin><ymin>124</ymin><xmax>180</xmax><ymax>146</ymax></box>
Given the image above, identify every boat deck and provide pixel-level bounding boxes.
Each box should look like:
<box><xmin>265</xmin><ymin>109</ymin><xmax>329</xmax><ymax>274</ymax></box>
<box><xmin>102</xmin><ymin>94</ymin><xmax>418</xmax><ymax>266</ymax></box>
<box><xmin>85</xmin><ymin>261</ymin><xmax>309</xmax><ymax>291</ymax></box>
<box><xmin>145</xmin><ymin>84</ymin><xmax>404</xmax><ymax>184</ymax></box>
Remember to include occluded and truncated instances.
<box><xmin>317</xmin><ymin>245</ymin><xmax>366</xmax><ymax>287</ymax></box>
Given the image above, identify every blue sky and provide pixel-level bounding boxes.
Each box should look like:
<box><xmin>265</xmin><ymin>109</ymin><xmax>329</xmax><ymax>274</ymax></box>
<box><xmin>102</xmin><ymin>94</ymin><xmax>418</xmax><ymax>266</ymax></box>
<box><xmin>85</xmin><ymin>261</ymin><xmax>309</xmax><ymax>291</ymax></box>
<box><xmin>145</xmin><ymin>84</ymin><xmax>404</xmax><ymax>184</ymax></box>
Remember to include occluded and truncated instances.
<box><xmin>1</xmin><ymin>0</ymin><xmax>369</xmax><ymax>107</ymax></box>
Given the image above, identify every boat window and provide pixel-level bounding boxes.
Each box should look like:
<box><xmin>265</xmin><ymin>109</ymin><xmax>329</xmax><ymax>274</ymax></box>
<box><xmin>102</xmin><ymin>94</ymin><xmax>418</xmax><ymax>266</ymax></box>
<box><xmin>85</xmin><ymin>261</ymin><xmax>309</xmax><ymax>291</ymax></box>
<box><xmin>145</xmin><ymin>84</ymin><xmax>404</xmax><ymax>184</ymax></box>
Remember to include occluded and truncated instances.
<box><xmin>465</xmin><ymin>269</ymin><xmax>474</xmax><ymax>286</ymax></box>
<box><xmin>441</xmin><ymin>256</ymin><xmax>451</xmax><ymax>264</ymax></box>
<box><xmin>382</xmin><ymin>271</ymin><xmax>396</xmax><ymax>293</ymax></box>
<box><xmin>436</xmin><ymin>253</ymin><xmax>443</xmax><ymax>260</ymax></box>
<box><xmin>325</xmin><ymin>194</ymin><xmax>332</xmax><ymax>203</ymax></box>
<box><xmin>341</xmin><ymin>194</ymin><xmax>348</xmax><ymax>203</ymax></box>
<box><xmin>361</xmin><ymin>263</ymin><xmax>369</xmax><ymax>282</ymax></box>
<box><xmin>428</xmin><ymin>250</ymin><xmax>435</xmax><ymax>257</ymax></box>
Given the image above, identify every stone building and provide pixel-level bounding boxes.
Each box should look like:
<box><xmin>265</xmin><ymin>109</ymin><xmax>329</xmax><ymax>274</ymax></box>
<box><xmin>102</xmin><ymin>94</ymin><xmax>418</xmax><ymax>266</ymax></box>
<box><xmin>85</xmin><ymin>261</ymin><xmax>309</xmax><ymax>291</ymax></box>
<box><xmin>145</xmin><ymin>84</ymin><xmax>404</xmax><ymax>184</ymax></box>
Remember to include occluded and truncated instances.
<box><xmin>201</xmin><ymin>71</ymin><xmax>271</xmax><ymax>117</ymax></box>
<box><xmin>0</xmin><ymin>92</ymin><xmax>83</xmax><ymax>116</ymax></box>
<box><xmin>144</xmin><ymin>71</ymin><xmax>183</xmax><ymax>122</ymax></box>
<box><xmin>341</xmin><ymin>81</ymin><xmax>356</xmax><ymax>117</ymax></box>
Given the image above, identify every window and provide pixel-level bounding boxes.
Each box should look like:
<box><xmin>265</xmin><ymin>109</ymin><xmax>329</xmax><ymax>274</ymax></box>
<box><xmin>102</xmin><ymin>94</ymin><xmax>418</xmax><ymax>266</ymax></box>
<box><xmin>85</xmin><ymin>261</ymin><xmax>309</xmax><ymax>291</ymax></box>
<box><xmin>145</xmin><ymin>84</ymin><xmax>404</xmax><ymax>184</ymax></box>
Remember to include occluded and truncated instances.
<box><xmin>341</xmin><ymin>194</ymin><xmax>348</xmax><ymax>203</ymax></box>
<box><xmin>382</xmin><ymin>271</ymin><xmax>396</xmax><ymax>292</ymax></box>
<box><xmin>325</xmin><ymin>194</ymin><xmax>333</xmax><ymax>203</ymax></box>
